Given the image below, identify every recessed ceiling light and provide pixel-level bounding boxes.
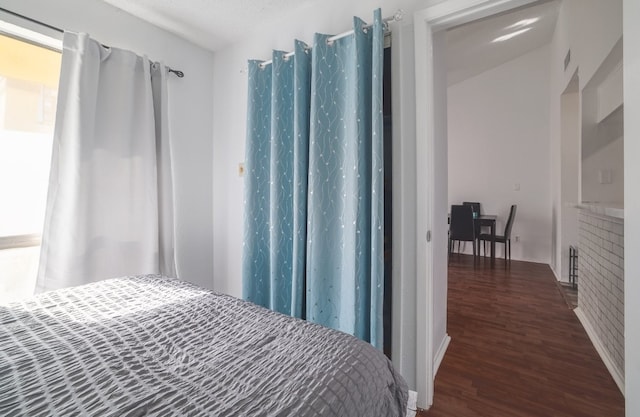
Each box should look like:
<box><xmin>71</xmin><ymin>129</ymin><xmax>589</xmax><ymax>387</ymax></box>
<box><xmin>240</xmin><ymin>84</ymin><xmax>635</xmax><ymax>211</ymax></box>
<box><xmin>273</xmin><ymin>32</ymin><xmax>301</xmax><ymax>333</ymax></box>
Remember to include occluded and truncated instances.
<box><xmin>506</xmin><ymin>17</ymin><xmax>540</xmax><ymax>30</ymax></box>
<box><xmin>492</xmin><ymin>27</ymin><xmax>532</xmax><ymax>43</ymax></box>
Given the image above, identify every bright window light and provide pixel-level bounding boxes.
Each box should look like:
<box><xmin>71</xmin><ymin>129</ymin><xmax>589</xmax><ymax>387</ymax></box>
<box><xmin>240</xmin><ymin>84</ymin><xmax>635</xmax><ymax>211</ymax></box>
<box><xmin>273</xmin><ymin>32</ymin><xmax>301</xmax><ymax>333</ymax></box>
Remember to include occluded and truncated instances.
<box><xmin>0</xmin><ymin>28</ymin><xmax>61</xmax><ymax>304</ymax></box>
<box><xmin>492</xmin><ymin>27</ymin><xmax>532</xmax><ymax>43</ymax></box>
<box><xmin>0</xmin><ymin>20</ymin><xmax>62</xmax><ymax>51</ymax></box>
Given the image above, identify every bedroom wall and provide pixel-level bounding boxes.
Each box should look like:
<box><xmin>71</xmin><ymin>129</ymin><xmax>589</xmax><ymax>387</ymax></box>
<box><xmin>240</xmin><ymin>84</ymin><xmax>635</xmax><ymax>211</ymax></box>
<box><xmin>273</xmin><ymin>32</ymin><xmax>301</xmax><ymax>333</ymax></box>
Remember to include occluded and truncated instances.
<box><xmin>1</xmin><ymin>0</ymin><xmax>215</xmax><ymax>290</ymax></box>
<box><xmin>213</xmin><ymin>0</ymin><xmax>432</xmax><ymax>296</ymax></box>
<box><xmin>447</xmin><ymin>45</ymin><xmax>552</xmax><ymax>263</ymax></box>
<box><xmin>211</xmin><ymin>0</ymin><xmax>442</xmax><ymax>397</ymax></box>
<box><xmin>211</xmin><ymin>0</ymin><xmax>431</xmax><ymax>298</ymax></box>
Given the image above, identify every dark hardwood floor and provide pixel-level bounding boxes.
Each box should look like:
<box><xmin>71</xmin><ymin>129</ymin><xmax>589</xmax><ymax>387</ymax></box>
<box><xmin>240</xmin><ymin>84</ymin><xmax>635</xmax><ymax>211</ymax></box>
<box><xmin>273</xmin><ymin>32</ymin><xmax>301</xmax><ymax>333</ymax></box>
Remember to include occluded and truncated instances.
<box><xmin>418</xmin><ymin>255</ymin><xmax>624</xmax><ymax>417</ymax></box>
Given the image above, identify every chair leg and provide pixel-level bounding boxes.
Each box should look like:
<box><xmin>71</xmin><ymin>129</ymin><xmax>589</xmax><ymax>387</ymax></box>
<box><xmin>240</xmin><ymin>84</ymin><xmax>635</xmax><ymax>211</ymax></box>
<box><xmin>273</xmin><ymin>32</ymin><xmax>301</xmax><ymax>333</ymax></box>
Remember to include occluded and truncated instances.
<box><xmin>473</xmin><ymin>240</ymin><xmax>476</xmax><ymax>261</ymax></box>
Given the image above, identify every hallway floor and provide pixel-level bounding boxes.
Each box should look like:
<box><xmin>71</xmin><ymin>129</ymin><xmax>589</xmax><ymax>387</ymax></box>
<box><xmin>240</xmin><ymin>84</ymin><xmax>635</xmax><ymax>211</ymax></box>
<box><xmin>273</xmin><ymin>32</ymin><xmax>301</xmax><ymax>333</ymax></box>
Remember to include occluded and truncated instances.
<box><xmin>419</xmin><ymin>255</ymin><xmax>624</xmax><ymax>417</ymax></box>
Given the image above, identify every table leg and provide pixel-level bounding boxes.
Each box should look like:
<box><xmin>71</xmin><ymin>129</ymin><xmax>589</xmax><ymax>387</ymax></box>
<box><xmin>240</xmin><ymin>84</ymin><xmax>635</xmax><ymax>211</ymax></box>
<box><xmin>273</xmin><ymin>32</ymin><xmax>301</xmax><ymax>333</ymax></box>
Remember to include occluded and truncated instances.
<box><xmin>491</xmin><ymin>221</ymin><xmax>496</xmax><ymax>263</ymax></box>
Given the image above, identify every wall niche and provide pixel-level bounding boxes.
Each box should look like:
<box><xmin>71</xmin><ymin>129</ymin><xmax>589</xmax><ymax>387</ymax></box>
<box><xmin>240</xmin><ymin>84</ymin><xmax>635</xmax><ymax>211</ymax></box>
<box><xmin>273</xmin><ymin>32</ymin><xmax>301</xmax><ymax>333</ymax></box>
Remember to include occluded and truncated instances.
<box><xmin>581</xmin><ymin>37</ymin><xmax>623</xmax><ymax>206</ymax></box>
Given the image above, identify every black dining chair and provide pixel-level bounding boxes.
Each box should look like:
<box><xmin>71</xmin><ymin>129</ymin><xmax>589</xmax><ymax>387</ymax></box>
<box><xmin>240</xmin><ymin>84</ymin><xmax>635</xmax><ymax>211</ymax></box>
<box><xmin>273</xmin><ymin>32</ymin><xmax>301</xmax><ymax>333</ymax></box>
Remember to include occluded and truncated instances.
<box><xmin>463</xmin><ymin>201</ymin><xmax>482</xmax><ymax>253</ymax></box>
<box><xmin>462</xmin><ymin>202</ymin><xmax>481</xmax><ymax>217</ymax></box>
<box><xmin>449</xmin><ymin>204</ymin><xmax>476</xmax><ymax>261</ymax></box>
<box><xmin>479</xmin><ymin>204</ymin><xmax>517</xmax><ymax>260</ymax></box>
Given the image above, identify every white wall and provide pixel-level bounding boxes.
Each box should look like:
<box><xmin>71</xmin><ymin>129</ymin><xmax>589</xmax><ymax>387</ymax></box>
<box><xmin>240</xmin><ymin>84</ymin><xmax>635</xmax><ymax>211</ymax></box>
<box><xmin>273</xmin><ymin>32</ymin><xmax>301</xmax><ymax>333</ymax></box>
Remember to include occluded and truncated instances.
<box><xmin>548</xmin><ymin>0</ymin><xmax>622</xmax><ymax>280</ymax></box>
<box><xmin>391</xmin><ymin>21</ymin><xmax>418</xmax><ymax>388</ymax></box>
<box><xmin>624</xmin><ymin>0</ymin><xmax>640</xmax><ymax>413</ymax></box>
<box><xmin>211</xmin><ymin>0</ymin><xmax>433</xmax><ymax>399</ymax></box>
<box><xmin>559</xmin><ymin>87</ymin><xmax>580</xmax><ymax>282</ymax></box>
<box><xmin>582</xmin><ymin>136</ymin><xmax>624</xmax><ymax>204</ymax></box>
<box><xmin>580</xmin><ymin>38</ymin><xmax>623</xmax><ymax>206</ymax></box>
<box><xmin>212</xmin><ymin>0</ymin><xmax>429</xmax><ymax>297</ymax></box>
<box><xmin>1</xmin><ymin>0</ymin><xmax>215</xmax><ymax>290</ymax></box>
<box><xmin>447</xmin><ymin>45</ymin><xmax>552</xmax><ymax>263</ymax></box>
<box><xmin>550</xmin><ymin>0</ymin><xmax>631</xmax><ymax>405</ymax></box>
<box><xmin>432</xmin><ymin>30</ymin><xmax>449</xmax><ymax>374</ymax></box>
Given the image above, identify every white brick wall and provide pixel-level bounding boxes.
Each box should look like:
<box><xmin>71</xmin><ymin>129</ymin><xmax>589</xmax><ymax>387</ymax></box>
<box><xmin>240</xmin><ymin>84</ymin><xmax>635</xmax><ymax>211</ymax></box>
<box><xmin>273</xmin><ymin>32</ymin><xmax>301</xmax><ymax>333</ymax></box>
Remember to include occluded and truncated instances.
<box><xmin>578</xmin><ymin>210</ymin><xmax>625</xmax><ymax>376</ymax></box>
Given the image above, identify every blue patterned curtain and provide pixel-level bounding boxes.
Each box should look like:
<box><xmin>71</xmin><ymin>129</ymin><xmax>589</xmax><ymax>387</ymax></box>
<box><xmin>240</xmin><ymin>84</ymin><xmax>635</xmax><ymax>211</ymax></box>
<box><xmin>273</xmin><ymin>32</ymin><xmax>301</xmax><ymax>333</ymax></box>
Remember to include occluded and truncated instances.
<box><xmin>243</xmin><ymin>41</ymin><xmax>311</xmax><ymax>317</ymax></box>
<box><xmin>243</xmin><ymin>10</ymin><xmax>384</xmax><ymax>349</ymax></box>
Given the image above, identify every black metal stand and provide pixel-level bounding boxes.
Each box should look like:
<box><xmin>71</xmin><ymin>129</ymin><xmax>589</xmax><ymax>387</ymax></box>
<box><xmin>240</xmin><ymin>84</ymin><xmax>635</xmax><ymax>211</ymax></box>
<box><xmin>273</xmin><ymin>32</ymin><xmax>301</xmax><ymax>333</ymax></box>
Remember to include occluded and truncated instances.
<box><xmin>569</xmin><ymin>246</ymin><xmax>578</xmax><ymax>289</ymax></box>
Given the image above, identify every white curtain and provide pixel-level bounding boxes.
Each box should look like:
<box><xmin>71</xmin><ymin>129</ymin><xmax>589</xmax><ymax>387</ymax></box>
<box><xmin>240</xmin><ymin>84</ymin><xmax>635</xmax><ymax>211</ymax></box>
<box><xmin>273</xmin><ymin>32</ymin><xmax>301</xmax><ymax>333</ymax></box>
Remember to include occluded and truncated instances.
<box><xmin>36</xmin><ymin>32</ymin><xmax>177</xmax><ymax>292</ymax></box>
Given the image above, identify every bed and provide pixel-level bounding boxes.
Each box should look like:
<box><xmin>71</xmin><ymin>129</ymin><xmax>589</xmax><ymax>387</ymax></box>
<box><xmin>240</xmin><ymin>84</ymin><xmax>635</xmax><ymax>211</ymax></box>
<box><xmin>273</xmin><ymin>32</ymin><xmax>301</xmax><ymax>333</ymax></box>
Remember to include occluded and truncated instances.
<box><xmin>0</xmin><ymin>275</ymin><xmax>408</xmax><ymax>416</ymax></box>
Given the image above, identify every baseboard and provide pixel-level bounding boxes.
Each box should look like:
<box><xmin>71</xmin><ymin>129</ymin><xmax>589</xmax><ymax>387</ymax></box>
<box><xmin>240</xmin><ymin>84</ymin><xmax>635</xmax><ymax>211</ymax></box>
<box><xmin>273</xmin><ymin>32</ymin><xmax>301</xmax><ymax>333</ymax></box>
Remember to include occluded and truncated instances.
<box><xmin>550</xmin><ymin>264</ymin><xmax>572</xmax><ymax>284</ymax></box>
<box><xmin>574</xmin><ymin>307</ymin><xmax>625</xmax><ymax>394</ymax></box>
<box><xmin>405</xmin><ymin>390</ymin><xmax>417</xmax><ymax>417</ymax></box>
<box><xmin>550</xmin><ymin>265</ymin><xmax>561</xmax><ymax>281</ymax></box>
<box><xmin>434</xmin><ymin>334</ymin><xmax>451</xmax><ymax>376</ymax></box>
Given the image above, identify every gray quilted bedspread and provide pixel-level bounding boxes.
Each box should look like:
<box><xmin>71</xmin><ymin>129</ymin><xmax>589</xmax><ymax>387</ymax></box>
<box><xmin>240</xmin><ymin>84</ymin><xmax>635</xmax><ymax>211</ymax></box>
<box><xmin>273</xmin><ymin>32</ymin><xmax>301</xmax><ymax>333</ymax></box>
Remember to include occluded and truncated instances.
<box><xmin>0</xmin><ymin>275</ymin><xmax>407</xmax><ymax>416</ymax></box>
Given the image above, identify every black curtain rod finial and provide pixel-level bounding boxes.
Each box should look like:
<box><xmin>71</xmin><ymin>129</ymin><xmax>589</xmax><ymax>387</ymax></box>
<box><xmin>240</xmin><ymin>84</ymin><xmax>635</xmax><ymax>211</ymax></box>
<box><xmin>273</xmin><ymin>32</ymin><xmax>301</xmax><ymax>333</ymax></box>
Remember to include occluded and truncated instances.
<box><xmin>168</xmin><ymin>68</ymin><xmax>184</xmax><ymax>78</ymax></box>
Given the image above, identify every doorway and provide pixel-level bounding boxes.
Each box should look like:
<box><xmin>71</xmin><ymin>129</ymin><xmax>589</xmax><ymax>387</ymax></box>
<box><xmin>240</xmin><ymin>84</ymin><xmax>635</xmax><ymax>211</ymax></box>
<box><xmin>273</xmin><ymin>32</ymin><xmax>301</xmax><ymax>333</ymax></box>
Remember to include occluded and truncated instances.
<box><xmin>557</xmin><ymin>70</ymin><xmax>580</xmax><ymax>305</ymax></box>
<box><xmin>411</xmin><ymin>0</ymin><xmax>543</xmax><ymax>409</ymax></box>
<box><xmin>383</xmin><ymin>39</ymin><xmax>393</xmax><ymax>359</ymax></box>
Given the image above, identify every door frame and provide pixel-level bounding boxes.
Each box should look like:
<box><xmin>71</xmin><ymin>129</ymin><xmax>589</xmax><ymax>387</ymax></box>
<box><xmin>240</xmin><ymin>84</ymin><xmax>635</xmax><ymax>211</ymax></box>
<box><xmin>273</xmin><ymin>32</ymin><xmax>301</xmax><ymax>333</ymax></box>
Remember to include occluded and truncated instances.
<box><xmin>412</xmin><ymin>0</ymin><xmax>538</xmax><ymax>408</ymax></box>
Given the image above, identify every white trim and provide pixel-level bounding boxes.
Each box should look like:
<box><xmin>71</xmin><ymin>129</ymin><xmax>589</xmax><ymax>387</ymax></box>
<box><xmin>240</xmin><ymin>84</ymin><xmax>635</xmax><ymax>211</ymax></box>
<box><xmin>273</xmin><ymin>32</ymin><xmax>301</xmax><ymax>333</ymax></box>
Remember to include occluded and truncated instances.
<box><xmin>413</xmin><ymin>8</ymin><xmax>435</xmax><ymax>409</ymax></box>
<box><xmin>551</xmin><ymin>266</ymin><xmax>560</xmax><ymax>281</ymax></box>
<box><xmin>433</xmin><ymin>334</ymin><xmax>451</xmax><ymax>376</ymax></box>
<box><xmin>0</xmin><ymin>19</ymin><xmax>61</xmax><ymax>51</ymax></box>
<box><xmin>421</xmin><ymin>0</ymin><xmax>536</xmax><ymax>32</ymax></box>
<box><xmin>550</xmin><ymin>265</ymin><xmax>562</xmax><ymax>282</ymax></box>
<box><xmin>574</xmin><ymin>307</ymin><xmax>625</xmax><ymax>394</ymax></box>
<box><xmin>0</xmin><ymin>10</ymin><xmax>62</xmax><ymax>51</ymax></box>
<box><xmin>391</xmin><ymin>20</ymin><xmax>418</xmax><ymax>390</ymax></box>
<box><xmin>405</xmin><ymin>390</ymin><xmax>418</xmax><ymax>417</ymax></box>
<box><xmin>412</xmin><ymin>0</ymin><xmax>538</xmax><ymax>409</ymax></box>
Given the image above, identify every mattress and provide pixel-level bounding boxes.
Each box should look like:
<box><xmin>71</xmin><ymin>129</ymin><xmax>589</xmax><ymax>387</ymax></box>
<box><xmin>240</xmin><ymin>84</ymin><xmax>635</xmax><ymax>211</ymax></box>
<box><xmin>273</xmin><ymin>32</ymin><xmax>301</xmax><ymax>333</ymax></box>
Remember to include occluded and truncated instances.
<box><xmin>0</xmin><ymin>275</ymin><xmax>407</xmax><ymax>416</ymax></box>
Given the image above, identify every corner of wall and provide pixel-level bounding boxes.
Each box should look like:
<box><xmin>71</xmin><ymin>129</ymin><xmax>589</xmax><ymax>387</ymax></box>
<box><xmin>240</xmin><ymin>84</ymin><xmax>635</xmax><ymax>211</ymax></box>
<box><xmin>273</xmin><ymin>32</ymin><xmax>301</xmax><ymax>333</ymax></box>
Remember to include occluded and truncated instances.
<box><xmin>574</xmin><ymin>307</ymin><xmax>625</xmax><ymax>393</ymax></box>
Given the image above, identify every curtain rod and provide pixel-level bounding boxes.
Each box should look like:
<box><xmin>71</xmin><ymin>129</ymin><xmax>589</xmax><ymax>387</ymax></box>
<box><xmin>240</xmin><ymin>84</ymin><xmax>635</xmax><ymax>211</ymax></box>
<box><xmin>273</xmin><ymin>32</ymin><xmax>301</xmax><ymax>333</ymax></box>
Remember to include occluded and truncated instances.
<box><xmin>258</xmin><ymin>9</ymin><xmax>404</xmax><ymax>69</ymax></box>
<box><xmin>0</xmin><ymin>6</ymin><xmax>184</xmax><ymax>78</ymax></box>
<box><xmin>0</xmin><ymin>6</ymin><xmax>63</xmax><ymax>33</ymax></box>
<box><xmin>327</xmin><ymin>9</ymin><xmax>404</xmax><ymax>44</ymax></box>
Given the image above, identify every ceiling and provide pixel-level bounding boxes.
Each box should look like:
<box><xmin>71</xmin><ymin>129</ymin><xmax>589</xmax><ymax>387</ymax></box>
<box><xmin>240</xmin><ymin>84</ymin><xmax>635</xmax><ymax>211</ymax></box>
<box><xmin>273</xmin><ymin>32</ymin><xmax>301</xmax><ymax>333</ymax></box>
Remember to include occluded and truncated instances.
<box><xmin>100</xmin><ymin>0</ymin><xmax>559</xmax><ymax>85</ymax></box>
<box><xmin>446</xmin><ymin>0</ymin><xmax>560</xmax><ymax>85</ymax></box>
<box><xmin>102</xmin><ymin>0</ymin><xmax>320</xmax><ymax>51</ymax></box>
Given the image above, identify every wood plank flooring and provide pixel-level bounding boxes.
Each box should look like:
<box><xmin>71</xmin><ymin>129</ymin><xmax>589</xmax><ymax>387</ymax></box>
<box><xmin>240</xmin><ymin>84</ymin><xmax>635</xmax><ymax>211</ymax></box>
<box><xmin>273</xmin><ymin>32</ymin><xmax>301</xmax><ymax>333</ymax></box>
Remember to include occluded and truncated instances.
<box><xmin>418</xmin><ymin>255</ymin><xmax>624</xmax><ymax>417</ymax></box>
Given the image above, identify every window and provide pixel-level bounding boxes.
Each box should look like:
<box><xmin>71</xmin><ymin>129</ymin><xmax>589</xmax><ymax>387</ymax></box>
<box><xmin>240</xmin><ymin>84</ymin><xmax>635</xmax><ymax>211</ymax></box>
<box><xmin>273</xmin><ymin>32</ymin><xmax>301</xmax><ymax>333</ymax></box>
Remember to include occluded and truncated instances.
<box><xmin>0</xmin><ymin>28</ymin><xmax>61</xmax><ymax>303</ymax></box>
